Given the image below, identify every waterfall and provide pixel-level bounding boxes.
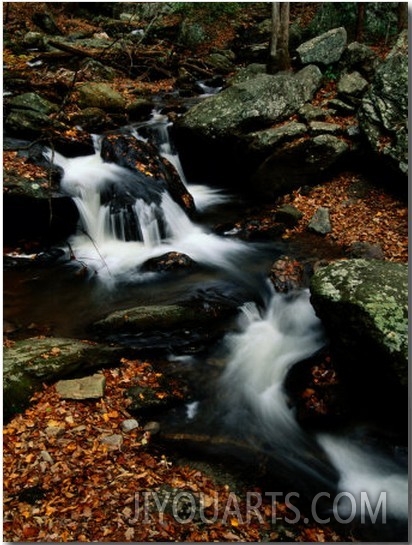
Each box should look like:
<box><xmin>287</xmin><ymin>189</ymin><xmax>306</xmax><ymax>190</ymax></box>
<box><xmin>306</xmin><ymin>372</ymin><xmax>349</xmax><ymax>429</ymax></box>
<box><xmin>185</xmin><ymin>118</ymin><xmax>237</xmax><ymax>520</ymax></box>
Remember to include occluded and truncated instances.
<box><xmin>45</xmin><ymin>138</ymin><xmax>247</xmax><ymax>283</ymax></box>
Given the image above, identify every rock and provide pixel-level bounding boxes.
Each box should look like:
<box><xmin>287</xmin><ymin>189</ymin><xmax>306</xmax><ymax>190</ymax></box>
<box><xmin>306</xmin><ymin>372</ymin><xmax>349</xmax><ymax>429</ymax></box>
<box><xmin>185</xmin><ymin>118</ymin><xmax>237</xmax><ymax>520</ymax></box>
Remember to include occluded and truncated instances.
<box><xmin>93</xmin><ymin>302</ymin><xmax>235</xmax><ymax>334</ymax></box>
<box><xmin>141</xmin><ymin>252</ymin><xmax>197</xmax><ymax>273</ymax></box>
<box><xmin>358</xmin><ymin>31</ymin><xmax>408</xmax><ymax>178</ymax></box>
<box><xmin>251</xmin><ymin>135</ymin><xmax>349</xmax><ymax>199</ymax></box>
<box><xmin>274</xmin><ymin>204</ymin><xmax>303</xmax><ymax>226</ymax></box>
<box><xmin>56</xmin><ymin>373</ymin><xmax>106</xmax><ymax>399</ymax></box>
<box><xmin>78</xmin><ymin>83</ymin><xmax>126</xmax><ymax>112</ymax></box>
<box><xmin>327</xmin><ymin>98</ymin><xmax>355</xmax><ymax>115</ymax></box>
<box><xmin>32</xmin><ymin>11</ymin><xmax>62</xmax><ymax>34</ymax></box>
<box><xmin>143</xmin><ymin>421</ymin><xmax>160</xmax><ymax>434</ymax></box>
<box><xmin>100</xmin><ymin>434</ymin><xmax>123</xmax><ymax>450</ymax></box>
<box><xmin>346</xmin><ymin>241</ymin><xmax>385</xmax><ymax>260</ymax></box>
<box><xmin>121</xmin><ymin>419</ymin><xmax>139</xmax><ymax>433</ymax></box>
<box><xmin>310</xmin><ymin>259</ymin><xmax>408</xmax><ymax>387</ymax></box>
<box><xmin>298</xmin><ymin>103</ymin><xmax>327</xmax><ymax>122</ymax></box>
<box><xmin>296</xmin><ymin>27</ymin><xmax>347</xmax><ymax>66</ymax></box>
<box><xmin>174</xmin><ymin>65</ymin><xmax>322</xmax><ymax>187</ymax></box>
<box><xmin>5</xmin><ymin>109</ymin><xmax>57</xmax><ymax>138</ymax></box>
<box><xmin>70</xmin><ymin>107</ymin><xmax>111</xmax><ymax>132</ymax></box>
<box><xmin>204</xmin><ymin>52</ymin><xmax>234</xmax><ymax>73</ymax></box>
<box><xmin>23</xmin><ymin>31</ymin><xmax>47</xmax><ymax>50</ymax></box>
<box><xmin>78</xmin><ymin>58</ymin><xmax>118</xmax><ymax>81</ymax></box>
<box><xmin>337</xmin><ymin>71</ymin><xmax>368</xmax><ymax>103</ymax></box>
<box><xmin>100</xmin><ymin>133</ymin><xmax>195</xmax><ymax>217</ymax></box>
<box><xmin>245</xmin><ymin>122</ymin><xmax>307</xmax><ymax>156</ymax></box>
<box><xmin>308</xmin><ymin>207</ymin><xmax>332</xmax><ymax>235</ymax></box>
<box><xmin>340</xmin><ymin>41</ymin><xmax>378</xmax><ymax>79</ymax></box>
<box><xmin>176</xmin><ymin>66</ymin><xmax>322</xmax><ymax>141</ymax></box>
<box><xmin>228</xmin><ymin>63</ymin><xmax>266</xmax><ymax>85</ymax></box>
<box><xmin>126</xmin><ymin>98</ymin><xmax>155</xmax><ymax>121</ymax></box>
<box><xmin>308</xmin><ymin>121</ymin><xmax>342</xmax><ymax>135</ymax></box>
<box><xmin>4</xmin><ymin>337</ymin><xmax>122</xmax><ymax>421</ymax></box>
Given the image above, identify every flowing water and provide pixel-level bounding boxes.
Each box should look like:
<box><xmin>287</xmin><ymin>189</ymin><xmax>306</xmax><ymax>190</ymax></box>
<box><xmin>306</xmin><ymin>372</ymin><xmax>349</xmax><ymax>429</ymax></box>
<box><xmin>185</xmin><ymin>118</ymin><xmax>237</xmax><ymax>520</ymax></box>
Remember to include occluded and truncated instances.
<box><xmin>5</xmin><ymin>109</ymin><xmax>408</xmax><ymax>539</ymax></box>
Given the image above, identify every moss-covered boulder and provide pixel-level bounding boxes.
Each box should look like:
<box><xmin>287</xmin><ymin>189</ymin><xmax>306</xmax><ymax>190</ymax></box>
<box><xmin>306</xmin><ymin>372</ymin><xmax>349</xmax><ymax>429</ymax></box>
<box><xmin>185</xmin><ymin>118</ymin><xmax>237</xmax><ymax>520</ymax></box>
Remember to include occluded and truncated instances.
<box><xmin>310</xmin><ymin>259</ymin><xmax>408</xmax><ymax>387</ymax></box>
<box><xmin>4</xmin><ymin>337</ymin><xmax>123</xmax><ymax>421</ymax></box>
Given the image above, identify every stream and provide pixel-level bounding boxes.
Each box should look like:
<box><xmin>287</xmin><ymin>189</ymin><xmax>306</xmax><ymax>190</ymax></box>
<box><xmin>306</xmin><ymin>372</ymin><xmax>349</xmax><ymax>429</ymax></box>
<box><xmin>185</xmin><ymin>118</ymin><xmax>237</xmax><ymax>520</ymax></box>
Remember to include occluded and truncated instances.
<box><xmin>4</xmin><ymin>104</ymin><xmax>408</xmax><ymax>541</ymax></box>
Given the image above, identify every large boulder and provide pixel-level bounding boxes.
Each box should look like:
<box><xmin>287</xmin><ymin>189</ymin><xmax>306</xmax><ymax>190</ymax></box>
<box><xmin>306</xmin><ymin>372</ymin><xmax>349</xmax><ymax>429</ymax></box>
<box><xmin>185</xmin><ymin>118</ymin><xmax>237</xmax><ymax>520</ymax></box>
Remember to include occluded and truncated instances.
<box><xmin>176</xmin><ymin>66</ymin><xmax>322</xmax><ymax>140</ymax></box>
<box><xmin>358</xmin><ymin>31</ymin><xmax>408</xmax><ymax>179</ymax></box>
<box><xmin>77</xmin><ymin>82</ymin><xmax>126</xmax><ymax>112</ymax></box>
<box><xmin>296</xmin><ymin>27</ymin><xmax>347</xmax><ymax>66</ymax></box>
<box><xmin>310</xmin><ymin>259</ymin><xmax>408</xmax><ymax>387</ymax></box>
<box><xmin>174</xmin><ymin>65</ymin><xmax>322</xmax><ymax>186</ymax></box>
<box><xmin>4</xmin><ymin>337</ymin><xmax>123</xmax><ymax>421</ymax></box>
<box><xmin>251</xmin><ymin>134</ymin><xmax>349</xmax><ymax>199</ymax></box>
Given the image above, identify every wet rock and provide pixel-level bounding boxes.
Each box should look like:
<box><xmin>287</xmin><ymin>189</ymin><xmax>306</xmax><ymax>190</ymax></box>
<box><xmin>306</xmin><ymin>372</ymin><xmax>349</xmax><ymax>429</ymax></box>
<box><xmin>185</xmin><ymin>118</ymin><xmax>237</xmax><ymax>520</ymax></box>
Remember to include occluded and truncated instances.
<box><xmin>308</xmin><ymin>207</ymin><xmax>332</xmax><ymax>235</ymax></box>
<box><xmin>56</xmin><ymin>373</ymin><xmax>106</xmax><ymax>400</ymax></box>
<box><xmin>296</xmin><ymin>27</ymin><xmax>347</xmax><ymax>66</ymax></box>
<box><xmin>23</xmin><ymin>31</ymin><xmax>47</xmax><ymax>50</ymax></box>
<box><xmin>327</xmin><ymin>98</ymin><xmax>355</xmax><ymax>115</ymax></box>
<box><xmin>141</xmin><ymin>252</ymin><xmax>198</xmax><ymax>273</ymax></box>
<box><xmin>100</xmin><ymin>133</ymin><xmax>195</xmax><ymax>217</ymax></box>
<box><xmin>310</xmin><ymin>259</ymin><xmax>408</xmax><ymax>387</ymax></box>
<box><xmin>126</xmin><ymin>98</ymin><xmax>155</xmax><ymax>121</ymax></box>
<box><xmin>8</xmin><ymin>92</ymin><xmax>58</xmax><ymax>115</ymax></box>
<box><xmin>78</xmin><ymin>58</ymin><xmax>118</xmax><ymax>81</ymax></box>
<box><xmin>93</xmin><ymin>302</ymin><xmax>235</xmax><ymax>334</ymax></box>
<box><xmin>298</xmin><ymin>103</ymin><xmax>327</xmax><ymax>122</ymax></box>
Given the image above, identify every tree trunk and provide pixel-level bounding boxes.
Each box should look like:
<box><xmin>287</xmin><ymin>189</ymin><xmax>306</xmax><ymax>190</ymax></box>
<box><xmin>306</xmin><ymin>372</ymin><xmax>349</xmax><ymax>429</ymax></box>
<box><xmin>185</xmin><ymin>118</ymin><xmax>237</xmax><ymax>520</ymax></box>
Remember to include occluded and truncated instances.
<box><xmin>356</xmin><ymin>3</ymin><xmax>366</xmax><ymax>41</ymax></box>
<box><xmin>397</xmin><ymin>2</ymin><xmax>408</xmax><ymax>31</ymax></box>
<box><xmin>267</xmin><ymin>2</ymin><xmax>290</xmax><ymax>74</ymax></box>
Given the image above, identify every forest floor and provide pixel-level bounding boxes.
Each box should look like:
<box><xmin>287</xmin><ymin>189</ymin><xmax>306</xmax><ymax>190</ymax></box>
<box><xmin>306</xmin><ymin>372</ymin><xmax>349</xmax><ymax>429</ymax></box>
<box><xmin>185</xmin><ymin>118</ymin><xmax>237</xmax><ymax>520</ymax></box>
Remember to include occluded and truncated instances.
<box><xmin>3</xmin><ymin>3</ymin><xmax>408</xmax><ymax>542</ymax></box>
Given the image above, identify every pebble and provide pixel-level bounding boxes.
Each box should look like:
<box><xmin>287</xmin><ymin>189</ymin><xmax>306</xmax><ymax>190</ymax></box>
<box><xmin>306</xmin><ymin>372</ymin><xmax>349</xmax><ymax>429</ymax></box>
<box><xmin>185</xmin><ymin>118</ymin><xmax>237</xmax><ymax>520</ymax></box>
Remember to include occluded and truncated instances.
<box><xmin>120</xmin><ymin>418</ymin><xmax>139</xmax><ymax>433</ymax></box>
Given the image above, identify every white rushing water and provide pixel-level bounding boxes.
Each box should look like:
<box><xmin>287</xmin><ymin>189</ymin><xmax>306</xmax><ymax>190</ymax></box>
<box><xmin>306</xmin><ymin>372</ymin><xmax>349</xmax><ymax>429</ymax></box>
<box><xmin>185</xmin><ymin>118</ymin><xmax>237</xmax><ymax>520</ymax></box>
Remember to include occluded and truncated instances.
<box><xmin>45</xmin><ymin>144</ymin><xmax>247</xmax><ymax>283</ymax></box>
<box><xmin>216</xmin><ymin>288</ymin><xmax>408</xmax><ymax>522</ymax></box>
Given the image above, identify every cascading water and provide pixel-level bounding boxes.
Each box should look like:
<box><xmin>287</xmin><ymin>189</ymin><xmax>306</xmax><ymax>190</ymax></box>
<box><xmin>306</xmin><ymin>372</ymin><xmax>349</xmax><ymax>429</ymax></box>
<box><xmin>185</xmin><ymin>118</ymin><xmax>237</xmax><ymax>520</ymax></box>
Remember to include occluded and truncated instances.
<box><xmin>39</xmin><ymin>110</ymin><xmax>408</xmax><ymax>538</ymax></box>
<box><xmin>45</xmin><ymin>125</ymin><xmax>247</xmax><ymax>284</ymax></box>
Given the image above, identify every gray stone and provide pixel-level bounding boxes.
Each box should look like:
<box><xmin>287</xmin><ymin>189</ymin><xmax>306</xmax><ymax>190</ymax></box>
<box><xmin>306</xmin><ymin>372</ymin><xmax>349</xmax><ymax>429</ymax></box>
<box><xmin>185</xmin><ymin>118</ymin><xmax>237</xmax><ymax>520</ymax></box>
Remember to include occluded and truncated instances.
<box><xmin>121</xmin><ymin>419</ymin><xmax>140</xmax><ymax>433</ymax></box>
<box><xmin>337</xmin><ymin>71</ymin><xmax>368</xmax><ymax>100</ymax></box>
<box><xmin>176</xmin><ymin>66</ymin><xmax>322</xmax><ymax>140</ymax></box>
<box><xmin>229</xmin><ymin>63</ymin><xmax>266</xmax><ymax>85</ymax></box>
<box><xmin>340</xmin><ymin>41</ymin><xmax>378</xmax><ymax>78</ymax></box>
<box><xmin>308</xmin><ymin>207</ymin><xmax>332</xmax><ymax>234</ymax></box>
<box><xmin>56</xmin><ymin>374</ymin><xmax>106</xmax><ymax>400</ymax></box>
<box><xmin>245</xmin><ymin>122</ymin><xmax>307</xmax><ymax>154</ymax></box>
<box><xmin>78</xmin><ymin>83</ymin><xmax>126</xmax><ymax>112</ymax></box>
<box><xmin>310</xmin><ymin>259</ymin><xmax>408</xmax><ymax>386</ymax></box>
<box><xmin>274</xmin><ymin>204</ymin><xmax>303</xmax><ymax>226</ymax></box>
<box><xmin>23</xmin><ymin>31</ymin><xmax>47</xmax><ymax>50</ymax></box>
<box><xmin>252</xmin><ymin>135</ymin><xmax>348</xmax><ymax>199</ymax></box>
<box><xmin>4</xmin><ymin>337</ymin><xmax>122</xmax><ymax>420</ymax></box>
<box><xmin>93</xmin><ymin>302</ymin><xmax>234</xmax><ymax>334</ymax></box>
<box><xmin>299</xmin><ymin>103</ymin><xmax>327</xmax><ymax>122</ymax></box>
<box><xmin>100</xmin><ymin>434</ymin><xmax>123</xmax><ymax>450</ymax></box>
<box><xmin>296</xmin><ymin>27</ymin><xmax>347</xmax><ymax>66</ymax></box>
<box><xmin>358</xmin><ymin>31</ymin><xmax>408</xmax><ymax>177</ymax></box>
<box><xmin>328</xmin><ymin>98</ymin><xmax>355</xmax><ymax>115</ymax></box>
<box><xmin>309</xmin><ymin>121</ymin><xmax>342</xmax><ymax>135</ymax></box>
<box><xmin>8</xmin><ymin>92</ymin><xmax>58</xmax><ymax>115</ymax></box>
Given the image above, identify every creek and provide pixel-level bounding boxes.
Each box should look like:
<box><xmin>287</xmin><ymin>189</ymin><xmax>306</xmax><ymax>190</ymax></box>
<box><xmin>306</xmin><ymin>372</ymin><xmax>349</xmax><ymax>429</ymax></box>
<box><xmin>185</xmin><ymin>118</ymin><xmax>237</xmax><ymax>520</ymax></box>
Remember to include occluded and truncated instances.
<box><xmin>4</xmin><ymin>105</ymin><xmax>408</xmax><ymax>541</ymax></box>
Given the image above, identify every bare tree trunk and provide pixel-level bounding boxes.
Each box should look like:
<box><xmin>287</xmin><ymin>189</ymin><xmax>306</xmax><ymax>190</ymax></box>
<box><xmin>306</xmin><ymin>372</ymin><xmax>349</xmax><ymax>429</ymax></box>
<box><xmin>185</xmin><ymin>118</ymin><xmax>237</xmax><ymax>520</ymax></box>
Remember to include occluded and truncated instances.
<box><xmin>267</xmin><ymin>2</ymin><xmax>290</xmax><ymax>74</ymax></box>
<box><xmin>397</xmin><ymin>2</ymin><xmax>408</xmax><ymax>31</ymax></box>
<box><xmin>356</xmin><ymin>3</ymin><xmax>366</xmax><ymax>41</ymax></box>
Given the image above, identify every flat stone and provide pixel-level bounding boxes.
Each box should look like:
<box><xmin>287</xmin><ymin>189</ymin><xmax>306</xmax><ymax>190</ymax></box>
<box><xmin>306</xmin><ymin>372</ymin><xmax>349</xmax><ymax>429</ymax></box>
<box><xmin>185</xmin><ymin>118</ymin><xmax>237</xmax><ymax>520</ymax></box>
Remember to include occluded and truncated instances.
<box><xmin>120</xmin><ymin>419</ymin><xmax>139</xmax><ymax>433</ymax></box>
<box><xmin>56</xmin><ymin>373</ymin><xmax>106</xmax><ymax>400</ymax></box>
